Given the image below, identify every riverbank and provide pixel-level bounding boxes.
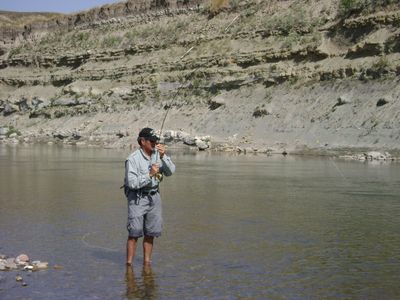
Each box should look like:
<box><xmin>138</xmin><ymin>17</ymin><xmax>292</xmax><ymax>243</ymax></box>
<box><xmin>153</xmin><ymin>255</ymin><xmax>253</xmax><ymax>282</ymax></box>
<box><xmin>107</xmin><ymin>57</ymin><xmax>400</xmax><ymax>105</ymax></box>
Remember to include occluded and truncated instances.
<box><xmin>1</xmin><ymin>130</ymin><xmax>399</xmax><ymax>162</ymax></box>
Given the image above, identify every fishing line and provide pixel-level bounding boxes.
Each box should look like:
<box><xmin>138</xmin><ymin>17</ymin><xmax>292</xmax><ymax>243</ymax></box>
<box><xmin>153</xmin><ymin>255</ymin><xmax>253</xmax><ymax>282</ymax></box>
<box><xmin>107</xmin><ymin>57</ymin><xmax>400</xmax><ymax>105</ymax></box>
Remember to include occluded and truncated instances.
<box><xmin>308</xmin><ymin>130</ymin><xmax>350</xmax><ymax>183</ymax></box>
<box><xmin>82</xmin><ymin>11</ymin><xmax>241</xmax><ymax>251</ymax></box>
<box><xmin>157</xmin><ymin>13</ymin><xmax>241</xmax><ymax>138</ymax></box>
<box><xmin>81</xmin><ymin>232</ymin><xmax>120</xmax><ymax>252</ymax></box>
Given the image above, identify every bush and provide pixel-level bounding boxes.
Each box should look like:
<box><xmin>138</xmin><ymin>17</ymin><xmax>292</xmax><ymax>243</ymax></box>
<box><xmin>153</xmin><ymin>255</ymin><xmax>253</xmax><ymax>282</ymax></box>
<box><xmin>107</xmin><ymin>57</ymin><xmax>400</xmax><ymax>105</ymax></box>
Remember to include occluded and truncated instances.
<box><xmin>101</xmin><ymin>35</ymin><xmax>122</xmax><ymax>48</ymax></box>
<box><xmin>339</xmin><ymin>0</ymin><xmax>399</xmax><ymax>17</ymax></box>
<box><xmin>6</xmin><ymin>126</ymin><xmax>21</xmax><ymax>137</ymax></box>
<box><xmin>208</xmin><ymin>0</ymin><xmax>229</xmax><ymax>15</ymax></box>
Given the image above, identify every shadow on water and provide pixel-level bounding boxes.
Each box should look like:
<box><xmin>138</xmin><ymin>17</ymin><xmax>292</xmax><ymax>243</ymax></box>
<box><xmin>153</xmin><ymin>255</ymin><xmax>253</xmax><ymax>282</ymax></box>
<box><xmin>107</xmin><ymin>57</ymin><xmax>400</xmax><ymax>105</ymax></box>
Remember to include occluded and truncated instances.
<box><xmin>125</xmin><ymin>264</ymin><xmax>158</xmax><ymax>300</ymax></box>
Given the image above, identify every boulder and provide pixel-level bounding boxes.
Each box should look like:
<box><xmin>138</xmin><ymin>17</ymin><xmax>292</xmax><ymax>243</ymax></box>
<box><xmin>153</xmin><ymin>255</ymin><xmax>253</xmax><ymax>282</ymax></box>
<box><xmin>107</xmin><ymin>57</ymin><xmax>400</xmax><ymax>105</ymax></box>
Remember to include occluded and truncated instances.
<box><xmin>16</xmin><ymin>97</ymin><xmax>31</xmax><ymax>112</ymax></box>
<box><xmin>366</xmin><ymin>151</ymin><xmax>387</xmax><ymax>160</ymax></box>
<box><xmin>183</xmin><ymin>135</ymin><xmax>196</xmax><ymax>146</ymax></box>
<box><xmin>195</xmin><ymin>139</ymin><xmax>209</xmax><ymax>150</ymax></box>
<box><xmin>16</xmin><ymin>254</ymin><xmax>29</xmax><ymax>264</ymax></box>
<box><xmin>32</xmin><ymin>97</ymin><xmax>50</xmax><ymax>109</ymax></box>
<box><xmin>3</xmin><ymin>102</ymin><xmax>18</xmax><ymax>116</ymax></box>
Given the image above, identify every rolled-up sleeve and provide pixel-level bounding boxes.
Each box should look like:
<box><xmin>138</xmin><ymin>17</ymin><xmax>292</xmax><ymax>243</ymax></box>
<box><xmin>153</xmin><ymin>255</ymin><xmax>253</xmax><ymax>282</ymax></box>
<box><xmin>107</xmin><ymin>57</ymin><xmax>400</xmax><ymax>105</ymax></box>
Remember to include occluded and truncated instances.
<box><xmin>125</xmin><ymin>158</ymin><xmax>151</xmax><ymax>190</ymax></box>
<box><xmin>160</xmin><ymin>155</ymin><xmax>176</xmax><ymax>176</ymax></box>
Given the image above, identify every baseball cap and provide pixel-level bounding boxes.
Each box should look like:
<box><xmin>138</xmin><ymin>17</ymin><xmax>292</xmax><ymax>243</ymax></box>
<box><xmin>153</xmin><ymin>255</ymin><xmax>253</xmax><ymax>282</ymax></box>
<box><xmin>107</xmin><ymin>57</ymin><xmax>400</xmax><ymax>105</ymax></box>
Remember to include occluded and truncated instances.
<box><xmin>138</xmin><ymin>127</ymin><xmax>159</xmax><ymax>142</ymax></box>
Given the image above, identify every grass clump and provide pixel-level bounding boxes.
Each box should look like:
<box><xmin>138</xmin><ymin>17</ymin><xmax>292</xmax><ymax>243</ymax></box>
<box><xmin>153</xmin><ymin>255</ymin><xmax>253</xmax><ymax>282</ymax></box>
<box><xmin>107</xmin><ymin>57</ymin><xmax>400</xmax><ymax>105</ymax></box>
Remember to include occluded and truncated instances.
<box><xmin>101</xmin><ymin>35</ymin><xmax>123</xmax><ymax>48</ymax></box>
<box><xmin>6</xmin><ymin>126</ymin><xmax>21</xmax><ymax>137</ymax></box>
<box><xmin>339</xmin><ymin>0</ymin><xmax>400</xmax><ymax>17</ymax></box>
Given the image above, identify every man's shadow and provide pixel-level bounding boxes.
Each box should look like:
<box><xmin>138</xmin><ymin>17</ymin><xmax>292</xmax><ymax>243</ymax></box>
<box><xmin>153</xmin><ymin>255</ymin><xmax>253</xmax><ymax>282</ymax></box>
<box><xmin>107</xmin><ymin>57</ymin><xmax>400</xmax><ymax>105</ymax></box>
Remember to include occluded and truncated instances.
<box><xmin>125</xmin><ymin>264</ymin><xmax>158</xmax><ymax>300</ymax></box>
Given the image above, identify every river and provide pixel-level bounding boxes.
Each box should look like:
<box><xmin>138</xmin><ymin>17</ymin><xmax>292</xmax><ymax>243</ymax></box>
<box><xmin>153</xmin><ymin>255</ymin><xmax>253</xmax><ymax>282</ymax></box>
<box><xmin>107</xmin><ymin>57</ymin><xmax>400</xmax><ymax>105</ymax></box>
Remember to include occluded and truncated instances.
<box><xmin>0</xmin><ymin>145</ymin><xmax>399</xmax><ymax>299</ymax></box>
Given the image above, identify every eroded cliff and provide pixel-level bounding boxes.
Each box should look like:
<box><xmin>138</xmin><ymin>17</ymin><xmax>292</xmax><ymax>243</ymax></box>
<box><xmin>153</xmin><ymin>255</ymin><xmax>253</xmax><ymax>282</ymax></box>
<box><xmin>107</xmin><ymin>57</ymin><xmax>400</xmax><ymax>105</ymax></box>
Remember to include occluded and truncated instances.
<box><xmin>0</xmin><ymin>0</ymin><xmax>399</xmax><ymax>155</ymax></box>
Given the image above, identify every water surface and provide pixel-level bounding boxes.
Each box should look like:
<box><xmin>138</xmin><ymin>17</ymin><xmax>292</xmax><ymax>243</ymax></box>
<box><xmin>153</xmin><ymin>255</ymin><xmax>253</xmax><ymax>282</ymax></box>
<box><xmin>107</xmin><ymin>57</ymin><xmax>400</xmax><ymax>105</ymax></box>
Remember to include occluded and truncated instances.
<box><xmin>0</xmin><ymin>145</ymin><xmax>399</xmax><ymax>299</ymax></box>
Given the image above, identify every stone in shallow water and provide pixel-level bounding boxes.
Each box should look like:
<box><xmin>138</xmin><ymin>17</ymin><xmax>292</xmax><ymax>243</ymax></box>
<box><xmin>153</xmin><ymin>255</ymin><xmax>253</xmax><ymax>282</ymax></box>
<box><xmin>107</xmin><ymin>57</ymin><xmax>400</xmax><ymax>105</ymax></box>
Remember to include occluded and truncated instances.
<box><xmin>34</xmin><ymin>262</ymin><xmax>49</xmax><ymax>270</ymax></box>
<box><xmin>16</xmin><ymin>254</ymin><xmax>29</xmax><ymax>264</ymax></box>
<box><xmin>15</xmin><ymin>275</ymin><xmax>23</xmax><ymax>282</ymax></box>
<box><xmin>5</xmin><ymin>259</ymin><xmax>18</xmax><ymax>270</ymax></box>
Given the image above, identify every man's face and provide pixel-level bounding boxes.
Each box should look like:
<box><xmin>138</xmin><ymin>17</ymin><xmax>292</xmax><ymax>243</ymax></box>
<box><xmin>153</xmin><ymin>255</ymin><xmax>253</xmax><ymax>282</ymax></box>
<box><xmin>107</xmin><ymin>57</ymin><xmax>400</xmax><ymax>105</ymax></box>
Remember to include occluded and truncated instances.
<box><xmin>141</xmin><ymin>138</ymin><xmax>156</xmax><ymax>154</ymax></box>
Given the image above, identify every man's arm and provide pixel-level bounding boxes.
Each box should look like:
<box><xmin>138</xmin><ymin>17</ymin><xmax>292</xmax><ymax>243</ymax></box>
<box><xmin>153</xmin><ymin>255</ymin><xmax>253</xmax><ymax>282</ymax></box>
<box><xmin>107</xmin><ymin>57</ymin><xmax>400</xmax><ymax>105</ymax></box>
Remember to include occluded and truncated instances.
<box><xmin>160</xmin><ymin>155</ymin><xmax>175</xmax><ymax>176</ymax></box>
<box><xmin>156</xmin><ymin>144</ymin><xmax>175</xmax><ymax>177</ymax></box>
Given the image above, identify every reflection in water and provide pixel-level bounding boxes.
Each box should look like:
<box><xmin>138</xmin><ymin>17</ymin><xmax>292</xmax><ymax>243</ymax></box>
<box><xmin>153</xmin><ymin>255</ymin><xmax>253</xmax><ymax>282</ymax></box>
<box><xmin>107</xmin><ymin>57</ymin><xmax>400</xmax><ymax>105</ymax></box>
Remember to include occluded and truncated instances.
<box><xmin>1</xmin><ymin>146</ymin><xmax>400</xmax><ymax>299</ymax></box>
<box><xmin>125</xmin><ymin>264</ymin><xmax>157</xmax><ymax>300</ymax></box>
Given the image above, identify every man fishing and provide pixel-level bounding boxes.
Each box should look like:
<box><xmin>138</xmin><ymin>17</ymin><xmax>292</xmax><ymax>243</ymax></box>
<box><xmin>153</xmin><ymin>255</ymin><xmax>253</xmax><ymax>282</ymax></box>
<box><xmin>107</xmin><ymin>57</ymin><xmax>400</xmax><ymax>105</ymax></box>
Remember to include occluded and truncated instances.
<box><xmin>124</xmin><ymin>127</ymin><xmax>175</xmax><ymax>266</ymax></box>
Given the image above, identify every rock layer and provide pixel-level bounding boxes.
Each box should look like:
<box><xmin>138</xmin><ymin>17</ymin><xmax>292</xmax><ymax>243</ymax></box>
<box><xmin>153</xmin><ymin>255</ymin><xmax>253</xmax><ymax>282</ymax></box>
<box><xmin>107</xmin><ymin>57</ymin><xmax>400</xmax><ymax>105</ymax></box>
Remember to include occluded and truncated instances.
<box><xmin>0</xmin><ymin>0</ymin><xmax>399</xmax><ymax>155</ymax></box>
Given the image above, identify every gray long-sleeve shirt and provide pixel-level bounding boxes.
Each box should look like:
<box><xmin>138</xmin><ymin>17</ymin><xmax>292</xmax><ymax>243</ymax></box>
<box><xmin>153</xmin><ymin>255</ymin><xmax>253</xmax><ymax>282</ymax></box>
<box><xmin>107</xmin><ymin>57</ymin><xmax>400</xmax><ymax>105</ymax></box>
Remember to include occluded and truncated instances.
<box><xmin>124</xmin><ymin>148</ymin><xmax>175</xmax><ymax>192</ymax></box>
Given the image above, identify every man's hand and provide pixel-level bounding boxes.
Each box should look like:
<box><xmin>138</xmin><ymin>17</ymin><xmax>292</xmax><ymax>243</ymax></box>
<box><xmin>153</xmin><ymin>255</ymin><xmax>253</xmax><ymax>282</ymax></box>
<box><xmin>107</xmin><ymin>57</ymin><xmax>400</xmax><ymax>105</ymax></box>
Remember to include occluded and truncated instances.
<box><xmin>149</xmin><ymin>164</ymin><xmax>159</xmax><ymax>177</ymax></box>
<box><xmin>156</xmin><ymin>144</ymin><xmax>166</xmax><ymax>159</ymax></box>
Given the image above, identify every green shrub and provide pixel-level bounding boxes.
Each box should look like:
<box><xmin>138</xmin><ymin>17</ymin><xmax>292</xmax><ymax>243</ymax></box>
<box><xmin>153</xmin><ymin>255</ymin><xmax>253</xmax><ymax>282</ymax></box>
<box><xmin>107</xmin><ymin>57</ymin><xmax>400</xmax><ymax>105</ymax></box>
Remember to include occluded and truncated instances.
<box><xmin>6</xmin><ymin>126</ymin><xmax>21</xmax><ymax>137</ymax></box>
<box><xmin>339</xmin><ymin>0</ymin><xmax>399</xmax><ymax>17</ymax></box>
<box><xmin>101</xmin><ymin>35</ymin><xmax>122</xmax><ymax>48</ymax></box>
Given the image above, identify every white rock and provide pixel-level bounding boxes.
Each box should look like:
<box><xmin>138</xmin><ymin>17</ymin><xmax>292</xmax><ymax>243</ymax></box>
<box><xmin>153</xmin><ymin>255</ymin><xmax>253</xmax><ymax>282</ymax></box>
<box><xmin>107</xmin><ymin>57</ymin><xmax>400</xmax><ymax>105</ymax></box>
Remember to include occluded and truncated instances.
<box><xmin>366</xmin><ymin>151</ymin><xmax>386</xmax><ymax>160</ymax></box>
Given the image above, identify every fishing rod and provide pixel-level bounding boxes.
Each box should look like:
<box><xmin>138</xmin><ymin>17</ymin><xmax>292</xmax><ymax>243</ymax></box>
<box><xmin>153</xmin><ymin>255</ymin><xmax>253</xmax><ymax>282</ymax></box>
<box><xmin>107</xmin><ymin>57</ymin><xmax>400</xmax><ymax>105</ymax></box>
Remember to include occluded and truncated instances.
<box><xmin>157</xmin><ymin>14</ymin><xmax>241</xmax><ymax>140</ymax></box>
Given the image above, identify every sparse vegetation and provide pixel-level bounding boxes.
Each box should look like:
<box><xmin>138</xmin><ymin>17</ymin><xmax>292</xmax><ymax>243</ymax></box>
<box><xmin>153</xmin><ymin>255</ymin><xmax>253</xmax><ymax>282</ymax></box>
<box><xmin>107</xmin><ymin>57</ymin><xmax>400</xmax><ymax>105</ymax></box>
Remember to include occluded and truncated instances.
<box><xmin>207</xmin><ymin>0</ymin><xmax>229</xmax><ymax>15</ymax></box>
<box><xmin>339</xmin><ymin>0</ymin><xmax>400</xmax><ymax>17</ymax></box>
<box><xmin>262</xmin><ymin>5</ymin><xmax>310</xmax><ymax>35</ymax></box>
<box><xmin>6</xmin><ymin>126</ymin><xmax>21</xmax><ymax>137</ymax></box>
<box><xmin>253</xmin><ymin>106</ymin><xmax>270</xmax><ymax>118</ymax></box>
<box><xmin>372</xmin><ymin>55</ymin><xmax>389</xmax><ymax>71</ymax></box>
<box><xmin>101</xmin><ymin>35</ymin><xmax>122</xmax><ymax>48</ymax></box>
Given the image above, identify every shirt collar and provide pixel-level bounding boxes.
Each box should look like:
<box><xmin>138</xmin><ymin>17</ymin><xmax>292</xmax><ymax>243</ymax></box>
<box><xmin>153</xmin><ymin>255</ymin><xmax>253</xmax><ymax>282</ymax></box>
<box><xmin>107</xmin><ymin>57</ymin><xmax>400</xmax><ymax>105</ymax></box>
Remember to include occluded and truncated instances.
<box><xmin>140</xmin><ymin>148</ymin><xmax>151</xmax><ymax>161</ymax></box>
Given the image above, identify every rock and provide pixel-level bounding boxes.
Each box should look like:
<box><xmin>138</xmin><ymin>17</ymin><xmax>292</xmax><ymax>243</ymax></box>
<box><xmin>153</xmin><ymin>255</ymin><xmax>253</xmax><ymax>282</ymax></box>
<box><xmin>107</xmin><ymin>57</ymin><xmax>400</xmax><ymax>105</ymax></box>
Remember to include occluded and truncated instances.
<box><xmin>8</xmin><ymin>133</ymin><xmax>18</xmax><ymax>138</ymax></box>
<box><xmin>366</xmin><ymin>151</ymin><xmax>387</xmax><ymax>160</ymax></box>
<box><xmin>16</xmin><ymin>254</ymin><xmax>29</xmax><ymax>263</ymax></box>
<box><xmin>183</xmin><ymin>136</ymin><xmax>196</xmax><ymax>146</ymax></box>
<box><xmin>16</xmin><ymin>97</ymin><xmax>30</xmax><ymax>112</ymax></box>
<box><xmin>32</xmin><ymin>261</ymin><xmax>48</xmax><ymax>270</ymax></box>
<box><xmin>52</xmin><ymin>98</ymin><xmax>78</xmax><ymax>106</ymax></box>
<box><xmin>376</xmin><ymin>98</ymin><xmax>389</xmax><ymax>107</ymax></box>
<box><xmin>163</xmin><ymin>130</ymin><xmax>176</xmax><ymax>142</ymax></box>
<box><xmin>3</xmin><ymin>102</ymin><xmax>18</xmax><ymax>116</ymax></box>
<box><xmin>22</xmin><ymin>282</ymin><xmax>28</xmax><ymax>287</ymax></box>
<box><xmin>196</xmin><ymin>139</ymin><xmax>208</xmax><ymax>150</ymax></box>
<box><xmin>23</xmin><ymin>265</ymin><xmax>34</xmax><ymax>271</ymax></box>
<box><xmin>15</xmin><ymin>275</ymin><xmax>23</xmax><ymax>282</ymax></box>
<box><xmin>335</xmin><ymin>95</ymin><xmax>352</xmax><ymax>107</ymax></box>
<box><xmin>0</xmin><ymin>127</ymin><xmax>9</xmax><ymax>136</ymax></box>
<box><xmin>5</xmin><ymin>261</ymin><xmax>18</xmax><ymax>270</ymax></box>
<box><xmin>53</xmin><ymin>131</ymin><xmax>70</xmax><ymax>139</ymax></box>
<box><xmin>32</xmin><ymin>97</ymin><xmax>49</xmax><ymax>110</ymax></box>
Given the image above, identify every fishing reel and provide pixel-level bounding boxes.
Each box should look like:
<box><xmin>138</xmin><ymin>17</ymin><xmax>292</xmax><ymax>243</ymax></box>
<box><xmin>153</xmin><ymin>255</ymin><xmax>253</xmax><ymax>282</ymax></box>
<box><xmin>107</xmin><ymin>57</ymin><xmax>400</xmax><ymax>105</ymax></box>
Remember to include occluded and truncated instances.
<box><xmin>155</xmin><ymin>172</ymin><xmax>163</xmax><ymax>182</ymax></box>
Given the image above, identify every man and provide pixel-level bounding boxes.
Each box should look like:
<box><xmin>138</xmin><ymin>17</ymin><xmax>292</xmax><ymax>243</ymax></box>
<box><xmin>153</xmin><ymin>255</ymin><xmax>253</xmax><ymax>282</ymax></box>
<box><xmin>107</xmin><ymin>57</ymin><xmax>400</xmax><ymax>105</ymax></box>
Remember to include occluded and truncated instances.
<box><xmin>124</xmin><ymin>127</ymin><xmax>175</xmax><ymax>266</ymax></box>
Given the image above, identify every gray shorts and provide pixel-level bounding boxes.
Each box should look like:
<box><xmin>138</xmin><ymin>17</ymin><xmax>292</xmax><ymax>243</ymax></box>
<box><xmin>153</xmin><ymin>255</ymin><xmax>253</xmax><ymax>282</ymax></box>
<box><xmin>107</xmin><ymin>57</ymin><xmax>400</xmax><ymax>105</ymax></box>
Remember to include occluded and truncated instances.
<box><xmin>127</xmin><ymin>191</ymin><xmax>163</xmax><ymax>238</ymax></box>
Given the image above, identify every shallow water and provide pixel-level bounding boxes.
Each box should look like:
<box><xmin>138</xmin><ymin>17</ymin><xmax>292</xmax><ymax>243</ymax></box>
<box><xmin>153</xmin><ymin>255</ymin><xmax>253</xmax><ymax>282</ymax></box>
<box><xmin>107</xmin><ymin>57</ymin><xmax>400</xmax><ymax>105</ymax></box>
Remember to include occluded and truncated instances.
<box><xmin>0</xmin><ymin>145</ymin><xmax>399</xmax><ymax>299</ymax></box>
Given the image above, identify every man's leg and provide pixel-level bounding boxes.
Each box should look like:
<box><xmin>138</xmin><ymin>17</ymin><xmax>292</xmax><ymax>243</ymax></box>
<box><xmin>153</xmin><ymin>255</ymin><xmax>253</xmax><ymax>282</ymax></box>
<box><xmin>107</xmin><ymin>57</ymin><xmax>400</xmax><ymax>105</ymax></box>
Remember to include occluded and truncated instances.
<box><xmin>126</xmin><ymin>237</ymin><xmax>138</xmax><ymax>265</ymax></box>
<box><xmin>143</xmin><ymin>235</ymin><xmax>154</xmax><ymax>264</ymax></box>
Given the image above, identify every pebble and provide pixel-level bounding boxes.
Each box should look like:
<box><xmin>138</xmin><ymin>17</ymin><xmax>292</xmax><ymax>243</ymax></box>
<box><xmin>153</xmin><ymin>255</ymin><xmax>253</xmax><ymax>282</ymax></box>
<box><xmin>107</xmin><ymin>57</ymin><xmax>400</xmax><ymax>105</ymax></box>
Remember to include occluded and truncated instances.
<box><xmin>16</xmin><ymin>254</ymin><xmax>29</xmax><ymax>263</ymax></box>
<box><xmin>16</xmin><ymin>275</ymin><xmax>23</xmax><ymax>282</ymax></box>
<box><xmin>35</xmin><ymin>262</ymin><xmax>49</xmax><ymax>270</ymax></box>
<box><xmin>0</xmin><ymin>253</ymin><xmax>50</xmax><ymax>272</ymax></box>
